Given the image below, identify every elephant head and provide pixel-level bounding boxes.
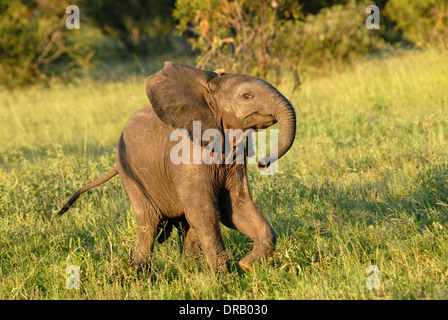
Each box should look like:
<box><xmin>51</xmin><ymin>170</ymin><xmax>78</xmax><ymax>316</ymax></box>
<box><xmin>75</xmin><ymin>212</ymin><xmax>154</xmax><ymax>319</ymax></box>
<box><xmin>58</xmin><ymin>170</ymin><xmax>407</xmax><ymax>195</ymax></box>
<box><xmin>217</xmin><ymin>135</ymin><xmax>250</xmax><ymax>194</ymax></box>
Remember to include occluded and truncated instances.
<box><xmin>146</xmin><ymin>62</ymin><xmax>296</xmax><ymax>168</ymax></box>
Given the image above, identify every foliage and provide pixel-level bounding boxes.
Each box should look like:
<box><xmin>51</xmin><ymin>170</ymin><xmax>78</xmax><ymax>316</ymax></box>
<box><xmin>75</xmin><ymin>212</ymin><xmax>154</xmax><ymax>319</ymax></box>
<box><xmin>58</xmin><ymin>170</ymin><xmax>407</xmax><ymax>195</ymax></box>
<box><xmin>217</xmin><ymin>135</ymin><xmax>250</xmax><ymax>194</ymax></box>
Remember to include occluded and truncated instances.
<box><xmin>384</xmin><ymin>0</ymin><xmax>448</xmax><ymax>48</ymax></box>
<box><xmin>174</xmin><ymin>0</ymin><xmax>302</xmax><ymax>88</ymax></box>
<box><xmin>2</xmin><ymin>0</ymin><xmax>448</xmax><ymax>89</ymax></box>
<box><xmin>1</xmin><ymin>49</ymin><xmax>448</xmax><ymax>299</ymax></box>
<box><xmin>0</xmin><ymin>0</ymin><xmax>93</xmax><ymax>88</ymax></box>
<box><xmin>297</xmin><ymin>1</ymin><xmax>386</xmax><ymax>69</ymax></box>
<box><xmin>174</xmin><ymin>0</ymin><xmax>387</xmax><ymax>94</ymax></box>
<box><xmin>81</xmin><ymin>0</ymin><xmax>176</xmax><ymax>54</ymax></box>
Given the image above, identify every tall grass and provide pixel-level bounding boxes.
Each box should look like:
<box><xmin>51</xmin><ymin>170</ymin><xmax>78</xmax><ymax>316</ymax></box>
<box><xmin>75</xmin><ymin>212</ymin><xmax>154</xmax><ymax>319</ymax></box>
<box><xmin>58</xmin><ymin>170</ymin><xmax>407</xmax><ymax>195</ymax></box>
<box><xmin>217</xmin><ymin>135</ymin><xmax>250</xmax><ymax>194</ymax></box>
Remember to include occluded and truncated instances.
<box><xmin>1</xmin><ymin>49</ymin><xmax>447</xmax><ymax>299</ymax></box>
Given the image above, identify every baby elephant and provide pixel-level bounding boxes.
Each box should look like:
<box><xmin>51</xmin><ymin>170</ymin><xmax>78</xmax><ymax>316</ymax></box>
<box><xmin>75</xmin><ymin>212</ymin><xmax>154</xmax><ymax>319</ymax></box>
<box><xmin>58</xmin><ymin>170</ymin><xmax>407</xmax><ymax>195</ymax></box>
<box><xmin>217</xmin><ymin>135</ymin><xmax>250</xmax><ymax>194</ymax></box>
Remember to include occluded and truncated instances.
<box><xmin>58</xmin><ymin>62</ymin><xmax>296</xmax><ymax>273</ymax></box>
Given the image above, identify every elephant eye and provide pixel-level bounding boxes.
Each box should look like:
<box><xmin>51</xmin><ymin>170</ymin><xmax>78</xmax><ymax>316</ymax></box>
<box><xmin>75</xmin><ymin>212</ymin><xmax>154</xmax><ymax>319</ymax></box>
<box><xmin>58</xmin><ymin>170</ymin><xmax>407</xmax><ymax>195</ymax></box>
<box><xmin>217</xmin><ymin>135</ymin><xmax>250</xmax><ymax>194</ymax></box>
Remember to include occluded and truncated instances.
<box><xmin>242</xmin><ymin>93</ymin><xmax>253</xmax><ymax>100</ymax></box>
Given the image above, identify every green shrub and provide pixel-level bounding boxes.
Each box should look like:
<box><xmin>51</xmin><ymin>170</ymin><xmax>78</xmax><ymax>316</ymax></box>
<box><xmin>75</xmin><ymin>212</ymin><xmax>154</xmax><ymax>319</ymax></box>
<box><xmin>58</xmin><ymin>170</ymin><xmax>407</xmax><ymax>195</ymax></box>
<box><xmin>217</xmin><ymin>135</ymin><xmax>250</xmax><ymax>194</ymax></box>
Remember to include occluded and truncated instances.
<box><xmin>81</xmin><ymin>0</ymin><xmax>176</xmax><ymax>54</ymax></box>
<box><xmin>174</xmin><ymin>0</ymin><xmax>302</xmax><ymax>86</ymax></box>
<box><xmin>298</xmin><ymin>0</ymin><xmax>387</xmax><ymax>69</ymax></box>
<box><xmin>384</xmin><ymin>0</ymin><xmax>448</xmax><ymax>48</ymax></box>
<box><xmin>174</xmin><ymin>0</ymin><xmax>387</xmax><ymax>92</ymax></box>
<box><xmin>0</xmin><ymin>0</ymin><xmax>93</xmax><ymax>88</ymax></box>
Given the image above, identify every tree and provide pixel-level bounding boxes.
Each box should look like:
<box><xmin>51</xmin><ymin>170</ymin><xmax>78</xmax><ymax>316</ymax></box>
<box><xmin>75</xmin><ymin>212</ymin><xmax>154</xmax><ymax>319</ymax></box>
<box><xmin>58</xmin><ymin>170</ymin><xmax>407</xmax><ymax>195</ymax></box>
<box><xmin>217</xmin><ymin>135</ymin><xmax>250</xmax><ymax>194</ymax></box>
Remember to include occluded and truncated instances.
<box><xmin>0</xmin><ymin>0</ymin><xmax>93</xmax><ymax>88</ymax></box>
<box><xmin>384</xmin><ymin>0</ymin><xmax>448</xmax><ymax>48</ymax></box>
<box><xmin>82</xmin><ymin>0</ymin><xmax>176</xmax><ymax>54</ymax></box>
<box><xmin>174</xmin><ymin>0</ymin><xmax>303</xmax><ymax>93</ymax></box>
<box><xmin>174</xmin><ymin>0</ymin><xmax>387</xmax><ymax>97</ymax></box>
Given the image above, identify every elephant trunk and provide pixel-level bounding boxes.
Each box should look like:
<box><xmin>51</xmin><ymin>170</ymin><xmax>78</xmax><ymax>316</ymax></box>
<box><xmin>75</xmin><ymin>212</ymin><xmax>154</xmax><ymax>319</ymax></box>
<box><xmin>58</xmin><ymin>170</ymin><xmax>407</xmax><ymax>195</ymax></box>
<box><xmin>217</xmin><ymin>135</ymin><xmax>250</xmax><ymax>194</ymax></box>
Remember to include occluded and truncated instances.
<box><xmin>258</xmin><ymin>98</ymin><xmax>296</xmax><ymax>169</ymax></box>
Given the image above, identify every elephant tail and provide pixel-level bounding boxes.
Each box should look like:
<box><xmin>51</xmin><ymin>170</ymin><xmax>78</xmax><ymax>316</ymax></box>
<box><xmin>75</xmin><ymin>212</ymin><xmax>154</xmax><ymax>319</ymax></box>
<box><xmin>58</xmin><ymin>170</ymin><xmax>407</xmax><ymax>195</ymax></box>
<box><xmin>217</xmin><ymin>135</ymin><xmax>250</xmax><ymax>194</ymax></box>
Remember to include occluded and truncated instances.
<box><xmin>57</xmin><ymin>167</ymin><xmax>118</xmax><ymax>216</ymax></box>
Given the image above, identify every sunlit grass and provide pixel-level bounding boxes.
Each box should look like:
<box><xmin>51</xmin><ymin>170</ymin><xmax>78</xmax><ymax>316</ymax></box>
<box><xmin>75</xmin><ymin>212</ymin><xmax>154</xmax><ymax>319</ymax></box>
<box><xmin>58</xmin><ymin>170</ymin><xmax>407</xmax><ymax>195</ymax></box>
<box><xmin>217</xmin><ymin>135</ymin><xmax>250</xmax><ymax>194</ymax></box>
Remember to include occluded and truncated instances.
<box><xmin>1</xmin><ymin>49</ymin><xmax>447</xmax><ymax>299</ymax></box>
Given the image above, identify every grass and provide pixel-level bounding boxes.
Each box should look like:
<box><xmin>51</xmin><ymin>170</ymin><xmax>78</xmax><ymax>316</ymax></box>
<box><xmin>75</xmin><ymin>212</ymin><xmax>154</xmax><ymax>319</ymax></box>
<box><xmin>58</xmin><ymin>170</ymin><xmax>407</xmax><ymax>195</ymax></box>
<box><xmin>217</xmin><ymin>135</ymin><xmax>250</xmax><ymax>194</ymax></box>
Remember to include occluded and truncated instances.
<box><xmin>1</xmin><ymin>48</ymin><xmax>448</xmax><ymax>299</ymax></box>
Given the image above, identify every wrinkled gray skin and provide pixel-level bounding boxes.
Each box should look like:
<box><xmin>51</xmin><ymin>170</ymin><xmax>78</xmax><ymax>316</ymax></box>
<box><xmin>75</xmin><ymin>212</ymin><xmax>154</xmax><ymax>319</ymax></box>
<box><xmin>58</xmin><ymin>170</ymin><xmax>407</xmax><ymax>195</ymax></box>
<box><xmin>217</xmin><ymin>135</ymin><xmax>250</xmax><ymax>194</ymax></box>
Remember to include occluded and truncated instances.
<box><xmin>58</xmin><ymin>62</ymin><xmax>296</xmax><ymax>273</ymax></box>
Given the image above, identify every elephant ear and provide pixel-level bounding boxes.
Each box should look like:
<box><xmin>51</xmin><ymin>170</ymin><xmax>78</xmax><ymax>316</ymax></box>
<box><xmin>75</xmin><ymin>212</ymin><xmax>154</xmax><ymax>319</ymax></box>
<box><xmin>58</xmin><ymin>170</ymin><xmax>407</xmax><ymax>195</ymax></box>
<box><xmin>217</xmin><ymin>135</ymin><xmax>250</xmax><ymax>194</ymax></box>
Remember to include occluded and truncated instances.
<box><xmin>146</xmin><ymin>62</ymin><xmax>220</xmax><ymax>143</ymax></box>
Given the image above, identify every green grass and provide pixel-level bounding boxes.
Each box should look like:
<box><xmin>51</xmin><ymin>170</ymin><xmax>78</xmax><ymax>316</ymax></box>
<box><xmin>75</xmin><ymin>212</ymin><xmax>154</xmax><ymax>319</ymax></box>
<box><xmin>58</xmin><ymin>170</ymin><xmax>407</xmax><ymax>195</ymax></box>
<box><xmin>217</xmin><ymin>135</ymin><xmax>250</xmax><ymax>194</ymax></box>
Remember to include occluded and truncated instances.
<box><xmin>1</xmin><ymin>49</ymin><xmax>448</xmax><ymax>299</ymax></box>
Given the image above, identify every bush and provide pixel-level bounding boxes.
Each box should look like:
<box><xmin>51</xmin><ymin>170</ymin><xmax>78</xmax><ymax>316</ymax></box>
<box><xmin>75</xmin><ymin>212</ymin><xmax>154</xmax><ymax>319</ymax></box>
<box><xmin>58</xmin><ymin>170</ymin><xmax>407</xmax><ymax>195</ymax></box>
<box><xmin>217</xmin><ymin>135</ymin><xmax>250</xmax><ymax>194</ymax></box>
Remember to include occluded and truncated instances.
<box><xmin>81</xmin><ymin>0</ymin><xmax>177</xmax><ymax>54</ymax></box>
<box><xmin>0</xmin><ymin>0</ymin><xmax>93</xmax><ymax>88</ymax></box>
<box><xmin>298</xmin><ymin>0</ymin><xmax>387</xmax><ymax>69</ymax></box>
<box><xmin>174</xmin><ymin>0</ymin><xmax>302</xmax><ymax>87</ymax></box>
<box><xmin>174</xmin><ymin>0</ymin><xmax>387</xmax><ymax>93</ymax></box>
<box><xmin>383</xmin><ymin>0</ymin><xmax>448</xmax><ymax>48</ymax></box>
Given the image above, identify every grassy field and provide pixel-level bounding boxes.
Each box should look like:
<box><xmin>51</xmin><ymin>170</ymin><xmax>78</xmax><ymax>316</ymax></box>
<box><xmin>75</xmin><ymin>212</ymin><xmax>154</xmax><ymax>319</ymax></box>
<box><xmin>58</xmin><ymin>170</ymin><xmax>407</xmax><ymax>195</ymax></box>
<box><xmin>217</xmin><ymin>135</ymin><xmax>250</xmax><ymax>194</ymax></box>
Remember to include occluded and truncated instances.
<box><xmin>1</xmin><ymin>48</ymin><xmax>447</xmax><ymax>299</ymax></box>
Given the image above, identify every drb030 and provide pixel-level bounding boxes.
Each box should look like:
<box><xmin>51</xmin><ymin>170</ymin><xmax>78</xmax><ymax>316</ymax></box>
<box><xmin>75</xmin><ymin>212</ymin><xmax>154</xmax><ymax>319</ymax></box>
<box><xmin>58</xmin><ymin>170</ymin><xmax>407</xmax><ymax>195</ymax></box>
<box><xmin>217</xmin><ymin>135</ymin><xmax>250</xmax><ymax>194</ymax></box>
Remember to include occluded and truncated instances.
<box><xmin>223</xmin><ymin>304</ymin><xmax>268</xmax><ymax>315</ymax></box>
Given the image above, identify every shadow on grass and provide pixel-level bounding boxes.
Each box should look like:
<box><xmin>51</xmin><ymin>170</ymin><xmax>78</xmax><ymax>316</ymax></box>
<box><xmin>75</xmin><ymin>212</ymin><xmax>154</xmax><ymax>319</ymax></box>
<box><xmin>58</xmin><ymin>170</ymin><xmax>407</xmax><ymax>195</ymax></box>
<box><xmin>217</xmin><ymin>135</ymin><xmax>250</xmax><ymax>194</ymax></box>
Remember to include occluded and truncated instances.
<box><xmin>268</xmin><ymin>162</ymin><xmax>448</xmax><ymax>238</ymax></box>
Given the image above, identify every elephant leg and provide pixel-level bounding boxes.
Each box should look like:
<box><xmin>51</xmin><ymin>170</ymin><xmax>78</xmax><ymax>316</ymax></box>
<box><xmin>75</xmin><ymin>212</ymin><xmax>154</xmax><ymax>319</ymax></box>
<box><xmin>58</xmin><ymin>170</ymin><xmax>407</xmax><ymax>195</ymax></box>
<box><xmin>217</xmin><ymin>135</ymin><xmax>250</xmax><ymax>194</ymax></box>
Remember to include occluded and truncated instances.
<box><xmin>133</xmin><ymin>206</ymin><xmax>159</xmax><ymax>272</ymax></box>
<box><xmin>222</xmin><ymin>187</ymin><xmax>276</xmax><ymax>271</ymax></box>
<box><xmin>181</xmin><ymin>225</ymin><xmax>202</xmax><ymax>259</ymax></box>
<box><xmin>175</xmin><ymin>184</ymin><xmax>229</xmax><ymax>272</ymax></box>
<box><xmin>119</xmin><ymin>173</ymin><xmax>159</xmax><ymax>272</ymax></box>
<box><xmin>185</xmin><ymin>207</ymin><xmax>229</xmax><ymax>273</ymax></box>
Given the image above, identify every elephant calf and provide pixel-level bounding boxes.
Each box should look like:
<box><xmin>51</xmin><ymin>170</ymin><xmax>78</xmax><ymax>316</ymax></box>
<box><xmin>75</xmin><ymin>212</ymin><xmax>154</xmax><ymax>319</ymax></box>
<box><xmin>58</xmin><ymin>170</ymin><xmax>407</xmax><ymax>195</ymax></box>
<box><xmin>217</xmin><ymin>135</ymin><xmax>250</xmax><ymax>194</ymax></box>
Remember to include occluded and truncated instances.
<box><xmin>58</xmin><ymin>62</ymin><xmax>296</xmax><ymax>273</ymax></box>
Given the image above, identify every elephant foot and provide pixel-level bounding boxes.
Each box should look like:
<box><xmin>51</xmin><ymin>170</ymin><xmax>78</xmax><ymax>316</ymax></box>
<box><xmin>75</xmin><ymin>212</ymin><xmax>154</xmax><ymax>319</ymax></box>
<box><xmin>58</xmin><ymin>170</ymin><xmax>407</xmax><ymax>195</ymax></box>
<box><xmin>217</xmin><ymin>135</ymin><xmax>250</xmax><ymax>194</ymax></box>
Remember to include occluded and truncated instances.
<box><xmin>132</xmin><ymin>261</ymin><xmax>151</xmax><ymax>276</ymax></box>
<box><xmin>238</xmin><ymin>254</ymin><xmax>264</xmax><ymax>271</ymax></box>
<box><xmin>208</xmin><ymin>253</ymin><xmax>231</xmax><ymax>274</ymax></box>
<box><xmin>238</xmin><ymin>246</ymin><xmax>275</xmax><ymax>271</ymax></box>
<box><xmin>238</xmin><ymin>259</ymin><xmax>252</xmax><ymax>272</ymax></box>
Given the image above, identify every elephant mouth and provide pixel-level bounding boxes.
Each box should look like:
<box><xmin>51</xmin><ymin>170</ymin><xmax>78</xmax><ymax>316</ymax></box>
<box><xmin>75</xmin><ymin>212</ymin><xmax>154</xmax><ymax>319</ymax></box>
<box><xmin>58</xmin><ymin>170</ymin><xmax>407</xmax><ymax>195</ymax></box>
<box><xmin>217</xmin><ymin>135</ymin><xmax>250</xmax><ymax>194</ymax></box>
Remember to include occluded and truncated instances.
<box><xmin>247</xmin><ymin>113</ymin><xmax>276</xmax><ymax>130</ymax></box>
<box><xmin>252</xmin><ymin>122</ymin><xmax>274</xmax><ymax>130</ymax></box>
